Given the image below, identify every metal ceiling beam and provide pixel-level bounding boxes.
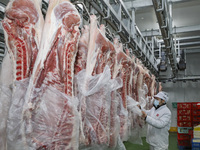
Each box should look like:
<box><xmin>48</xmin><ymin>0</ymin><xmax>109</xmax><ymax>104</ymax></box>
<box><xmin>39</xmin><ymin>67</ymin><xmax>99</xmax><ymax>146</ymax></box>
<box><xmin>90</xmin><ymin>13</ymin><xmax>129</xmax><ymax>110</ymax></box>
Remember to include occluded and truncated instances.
<box><xmin>152</xmin><ymin>0</ymin><xmax>177</xmax><ymax>77</ymax></box>
<box><xmin>0</xmin><ymin>3</ymin><xmax>6</xmax><ymax>12</ymax></box>
<box><xmin>175</xmin><ymin>76</ymin><xmax>200</xmax><ymax>81</ymax></box>
<box><xmin>159</xmin><ymin>75</ymin><xmax>200</xmax><ymax>82</ymax></box>
<box><xmin>175</xmin><ymin>36</ymin><xmax>200</xmax><ymax>41</ymax></box>
<box><xmin>157</xmin><ymin>42</ymin><xmax>200</xmax><ymax>49</ymax></box>
<box><xmin>180</xmin><ymin>45</ymin><xmax>200</xmax><ymax>50</ymax></box>
<box><xmin>124</xmin><ymin>0</ymin><xmax>198</xmax><ymax>10</ymax></box>
<box><xmin>157</xmin><ymin>36</ymin><xmax>200</xmax><ymax>49</ymax></box>
<box><xmin>142</xmin><ymin>29</ymin><xmax>161</xmax><ymax>37</ymax></box>
<box><xmin>174</xmin><ymin>25</ymin><xmax>200</xmax><ymax>34</ymax></box>
<box><xmin>0</xmin><ymin>3</ymin><xmax>5</xmax><ymax>63</ymax></box>
<box><xmin>179</xmin><ymin>41</ymin><xmax>200</xmax><ymax>46</ymax></box>
<box><xmin>141</xmin><ymin>25</ymin><xmax>200</xmax><ymax>36</ymax></box>
<box><xmin>157</xmin><ymin>36</ymin><xmax>200</xmax><ymax>42</ymax></box>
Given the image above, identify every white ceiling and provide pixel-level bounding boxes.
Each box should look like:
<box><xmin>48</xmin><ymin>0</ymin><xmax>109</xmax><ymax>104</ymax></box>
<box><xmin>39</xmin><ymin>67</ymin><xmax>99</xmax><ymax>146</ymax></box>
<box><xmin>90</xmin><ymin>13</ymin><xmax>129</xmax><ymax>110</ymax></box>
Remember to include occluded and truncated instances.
<box><xmin>124</xmin><ymin>0</ymin><xmax>200</xmax><ymax>49</ymax></box>
<box><xmin>172</xmin><ymin>1</ymin><xmax>200</xmax><ymax>27</ymax></box>
<box><xmin>132</xmin><ymin>0</ymin><xmax>200</xmax><ymax>31</ymax></box>
<box><xmin>135</xmin><ymin>7</ymin><xmax>159</xmax><ymax>31</ymax></box>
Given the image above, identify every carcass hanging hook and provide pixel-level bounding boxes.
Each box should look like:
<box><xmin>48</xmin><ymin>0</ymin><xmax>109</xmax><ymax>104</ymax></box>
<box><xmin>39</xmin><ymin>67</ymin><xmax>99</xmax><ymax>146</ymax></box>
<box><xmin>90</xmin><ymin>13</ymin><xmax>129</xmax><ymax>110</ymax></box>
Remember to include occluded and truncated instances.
<box><xmin>73</xmin><ymin>1</ymin><xmax>90</xmax><ymax>23</ymax></box>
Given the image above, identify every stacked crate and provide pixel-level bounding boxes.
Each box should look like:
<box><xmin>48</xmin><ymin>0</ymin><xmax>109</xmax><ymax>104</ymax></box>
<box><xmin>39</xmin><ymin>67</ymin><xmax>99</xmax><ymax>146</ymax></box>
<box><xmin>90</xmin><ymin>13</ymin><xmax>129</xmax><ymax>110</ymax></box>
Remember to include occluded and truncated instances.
<box><xmin>177</xmin><ymin>103</ymin><xmax>193</xmax><ymax>149</ymax></box>
<box><xmin>192</xmin><ymin>103</ymin><xmax>200</xmax><ymax>127</ymax></box>
<box><xmin>177</xmin><ymin>102</ymin><xmax>200</xmax><ymax>150</ymax></box>
<box><xmin>192</xmin><ymin>103</ymin><xmax>200</xmax><ymax>150</ymax></box>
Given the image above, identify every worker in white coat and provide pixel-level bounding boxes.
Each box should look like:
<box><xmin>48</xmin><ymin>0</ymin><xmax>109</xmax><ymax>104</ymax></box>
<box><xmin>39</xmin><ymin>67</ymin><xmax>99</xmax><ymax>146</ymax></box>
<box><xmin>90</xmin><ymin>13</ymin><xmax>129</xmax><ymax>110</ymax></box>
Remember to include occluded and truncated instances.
<box><xmin>141</xmin><ymin>91</ymin><xmax>171</xmax><ymax>150</ymax></box>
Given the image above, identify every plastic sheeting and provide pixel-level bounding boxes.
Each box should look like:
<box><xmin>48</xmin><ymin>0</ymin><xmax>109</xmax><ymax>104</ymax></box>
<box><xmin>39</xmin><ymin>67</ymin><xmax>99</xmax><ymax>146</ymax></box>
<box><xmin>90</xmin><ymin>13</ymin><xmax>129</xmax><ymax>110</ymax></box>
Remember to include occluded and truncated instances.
<box><xmin>127</xmin><ymin>96</ymin><xmax>142</xmax><ymax>117</ymax></box>
<box><xmin>117</xmin><ymin>92</ymin><xmax>129</xmax><ymax>142</ymax></box>
<box><xmin>6</xmin><ymin>79</ymin><xmax>80</xmax><ymax>150</ymax></box>
<box><xmin>6</xmin><ymin>79</ymin><xmax>30</xmax><ymax>150</ymax></box>
<box><xmin>125</xmin><ymin>83</ymin><xmax>149</xmax><ymax>145</ymax></box>
<box><xmin>0</xmin><ymin>84</ymin><xmax>12</xmax><ymax>150</ymax></box>
<box><xmin>138</xmin><ymin>83</ymin><xmax>148</xmax><ymax>109</ymax></box>
<box><xmin>0</xmin><ymin>63</ymin><xmax>153</xmax><ymax>149</ymax></box>
<box><xmin>76</xmin><ymin>65</ymin><xmax>125</xmax><ymax>149</ymax></box>
<box><xmin>30</xmin><ymin>86</ymin><xmax>79</xmax><ymax>150</ymax></box>
<box><xmin>0</xmin><ymin>52</ymin><xmax>13</xmax><ymax>150</ymax></box>
<box><xmin>127</xmin><ymin>96</ymin><xmax>143</xmax><ymax>145</ymax></box>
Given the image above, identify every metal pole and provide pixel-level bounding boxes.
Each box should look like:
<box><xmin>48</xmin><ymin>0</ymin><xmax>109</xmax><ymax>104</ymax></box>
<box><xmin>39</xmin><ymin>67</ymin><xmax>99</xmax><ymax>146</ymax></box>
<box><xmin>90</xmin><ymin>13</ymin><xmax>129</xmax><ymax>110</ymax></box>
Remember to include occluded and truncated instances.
<box><xmin>131</xmin><ymin>9</ymin><xmax>136</xmax><ymax>39</ymax></box>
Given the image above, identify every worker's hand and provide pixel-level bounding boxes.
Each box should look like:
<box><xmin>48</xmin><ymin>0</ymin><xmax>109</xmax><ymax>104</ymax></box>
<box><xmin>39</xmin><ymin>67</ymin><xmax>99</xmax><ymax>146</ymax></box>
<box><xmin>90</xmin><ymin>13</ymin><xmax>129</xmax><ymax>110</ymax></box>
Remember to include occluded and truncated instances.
<box><xmin>141</xmin><ymin>111</ymin><xmax>147</xmax><ymax>120</ymax></box>
<box><xmin>137</xmin><ymin>104</ymin><xmax>141</xmax><ymax>109</ymax></box>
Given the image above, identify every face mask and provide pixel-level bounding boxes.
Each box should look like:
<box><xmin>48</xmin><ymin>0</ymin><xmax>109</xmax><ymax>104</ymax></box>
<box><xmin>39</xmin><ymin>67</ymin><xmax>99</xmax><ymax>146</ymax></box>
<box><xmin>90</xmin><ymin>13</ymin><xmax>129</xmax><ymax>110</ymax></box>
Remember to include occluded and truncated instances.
<box><xmin>153</xmin><ymin>99</ymin><xmax>160</xmax><ymax>108</ymax></box>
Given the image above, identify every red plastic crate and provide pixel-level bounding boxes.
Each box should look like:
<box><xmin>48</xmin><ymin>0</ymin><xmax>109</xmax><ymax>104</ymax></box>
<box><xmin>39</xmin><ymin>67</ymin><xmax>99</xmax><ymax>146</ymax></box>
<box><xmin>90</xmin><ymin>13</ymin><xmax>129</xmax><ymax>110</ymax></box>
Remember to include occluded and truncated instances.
<box><xmin>178</xmin><ymin>133</ymin><xmax>192</xmax><ymax>140</ymax></box>
<box><xmin>178</xmin><ymin>121</ymin><xmax>192</xmax><ymax>127</ymax></box>
<box><xmin>178</xmin><ymin>109</ymin><xmax>191</xmax><ymax>115</ymax></box>
<box><xmin>178</xmin><ymin>103</ymin><xmax>192</xmax><ymax>110</ymax></box>
<box><xmin>178</xmin><ymin>139</ymin><xmax>191</xmax><ymax>146</ymax></box>
<box><xmin>178</xmin><ymin>115</ymin><xmax>192</xmax><ymax>122</ymax></box>
<box><xmin>193</xmin><ymin>110</ymin><xmax>200</xmax><ymax>116</ymax></box>
<box><xmin>193</xmin><ymin>116</ymin><xmax>200</xmax><ymax>122</ymax></box>
<box><xmin>192</xmin><ymin>102</ymin><xmax>200</xmax><ymax>109</ymax></box>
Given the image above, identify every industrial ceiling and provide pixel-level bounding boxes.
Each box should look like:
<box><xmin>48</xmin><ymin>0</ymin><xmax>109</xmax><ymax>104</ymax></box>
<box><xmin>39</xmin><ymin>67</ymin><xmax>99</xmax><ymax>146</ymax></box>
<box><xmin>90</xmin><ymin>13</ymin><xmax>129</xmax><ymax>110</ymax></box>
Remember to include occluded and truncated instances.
<box><xmin>124</xmin><ymin>0</ymin><xmax>200</xmax><ymax>50</ymax></box>
<box><xmin>0</xmin><ymin>0</ymin><xmax>200</xmax><ymax>79</ymax></box>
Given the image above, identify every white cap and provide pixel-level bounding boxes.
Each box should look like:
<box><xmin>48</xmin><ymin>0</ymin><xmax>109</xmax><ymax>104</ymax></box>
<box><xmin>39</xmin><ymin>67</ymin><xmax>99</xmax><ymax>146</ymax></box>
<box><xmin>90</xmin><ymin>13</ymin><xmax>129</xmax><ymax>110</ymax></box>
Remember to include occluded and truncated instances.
<box><xmin>154</xmin><ymin>91</ymin><xmax>169</xmax><ymax>102</ymax></box>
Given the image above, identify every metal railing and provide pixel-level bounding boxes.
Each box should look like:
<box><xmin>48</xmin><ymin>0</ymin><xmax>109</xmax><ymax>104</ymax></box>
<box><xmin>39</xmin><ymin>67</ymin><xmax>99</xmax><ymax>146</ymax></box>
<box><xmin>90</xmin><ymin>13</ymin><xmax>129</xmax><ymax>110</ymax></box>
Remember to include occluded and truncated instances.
<box><xmin>72</xmin><ymin>0</ymin><xmax>158</xmax><ymax>76</ymax></box>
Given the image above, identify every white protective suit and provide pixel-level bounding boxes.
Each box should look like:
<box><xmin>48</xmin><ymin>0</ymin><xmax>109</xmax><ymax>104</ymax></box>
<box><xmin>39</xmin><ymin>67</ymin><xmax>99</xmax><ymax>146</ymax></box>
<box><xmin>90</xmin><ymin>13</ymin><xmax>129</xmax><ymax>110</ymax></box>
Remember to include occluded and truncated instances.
<box><xmin>144</xmin><ymin>104</ymin><xmax>171</xmax><ymax>150</ymax></box>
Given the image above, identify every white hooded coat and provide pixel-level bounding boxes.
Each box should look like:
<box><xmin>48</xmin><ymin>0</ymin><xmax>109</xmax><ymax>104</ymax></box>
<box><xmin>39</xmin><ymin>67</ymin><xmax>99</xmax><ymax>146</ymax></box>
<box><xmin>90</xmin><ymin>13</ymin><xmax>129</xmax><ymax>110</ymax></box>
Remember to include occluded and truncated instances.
<box><xmin>145</xmin><ymin>105</ymin><xmax>171</xmax><ymax>150</ymax></box>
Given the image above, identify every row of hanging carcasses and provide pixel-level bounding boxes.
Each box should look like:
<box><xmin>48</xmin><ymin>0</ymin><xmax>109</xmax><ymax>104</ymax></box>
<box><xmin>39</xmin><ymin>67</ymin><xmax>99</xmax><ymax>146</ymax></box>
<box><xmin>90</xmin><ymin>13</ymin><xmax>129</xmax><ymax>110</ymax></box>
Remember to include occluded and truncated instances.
<box><xmin>0</xmin><ymin>0</ymin><xmax>159</xmax><ymax>149</ymax></box>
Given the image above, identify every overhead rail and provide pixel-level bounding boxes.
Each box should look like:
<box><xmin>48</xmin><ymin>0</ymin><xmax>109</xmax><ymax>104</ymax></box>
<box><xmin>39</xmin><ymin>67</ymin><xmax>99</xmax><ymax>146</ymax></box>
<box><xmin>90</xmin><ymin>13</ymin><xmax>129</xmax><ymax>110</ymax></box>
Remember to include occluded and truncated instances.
<box><xmin>0</xmin><ymin>3</ymin><xmax>5</xmax><ymax>64</ymax></box>
<box><xmin>72</xmin><ymin>0</ymin><xmax>158</xmax><ymax>76</ymax></box>
<box><xmin>157</xmin><ymin>36</ymin><xmax>200</xmax><ymax>42</ymax></box>
<box><xmin>152</xmin><ymin>0</ymin><xmax>177</xmax><ymax>77</ymax></box>
<box><xmin>0</xmin><ymin>2</ymin><xmax>5</xmax><ymax>31</ymax></box>
<box><xmin>159</xmin><ymin>75</ymin><xmax>200</xmax><ymax>82</ymax></box>
<box><xmin>41</xmin><ymin>0</ymin><xmax>49</xmax><ymax>18</ymax></box>
<box><xmin>156</xmin><ymin>36</ymin><xmax>200</xmax><ymax>50</ymax></box>
<box><xmin>141</xmin><ymin>25</ymin><xmax>200</xmax><ymax>37</ymax></box>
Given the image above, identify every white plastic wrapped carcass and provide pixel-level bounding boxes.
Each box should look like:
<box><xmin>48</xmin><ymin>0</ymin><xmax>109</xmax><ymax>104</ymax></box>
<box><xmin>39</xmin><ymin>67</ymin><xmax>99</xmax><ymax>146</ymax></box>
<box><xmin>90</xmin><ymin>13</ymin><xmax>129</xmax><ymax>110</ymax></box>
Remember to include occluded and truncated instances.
<box><xmin>138</xmin><ymin>83</ymin><xmax>148</xmax><ymax>109</ymax></box>
<box><xmin>117</xmin><ymin>92</ymin><xmax>129</xmax><ymax>142</ymax></box>
<box><xmin>7</xmin><ymin>79</ymin><xmax>79</xmax><ymax>150</ymax></box>
<box><xmin>6</xmin><ymin>78</ymin><xmax>30</xmax><ymax>150</ymax></box>
<box><xmin>76</xmin><ymin>65</ymin><xmax>125</xmax><ymax>149</ymax></box>
<box><xmin>30</xmin><ymin>86</ymin><xmax>80</xmax><ymax>150</ymax></box>
<box><xmin>0</xmin><ymin>85</ymin><xmax>12</xmax><ymax>150</ymax></box>
<box><xmin>126</xmin><ymin>96</ymin><xmax>143</xmax><ymax>145</ymax></box>
<box><xmin>126</xmin><ymin>83</ymin><xmax>148</xmax><ymax>145</ymax></box>
<box><xmin>0</xmin><ymin>52</ymin><xmax>14</xmax><ymax>150</ymax></box>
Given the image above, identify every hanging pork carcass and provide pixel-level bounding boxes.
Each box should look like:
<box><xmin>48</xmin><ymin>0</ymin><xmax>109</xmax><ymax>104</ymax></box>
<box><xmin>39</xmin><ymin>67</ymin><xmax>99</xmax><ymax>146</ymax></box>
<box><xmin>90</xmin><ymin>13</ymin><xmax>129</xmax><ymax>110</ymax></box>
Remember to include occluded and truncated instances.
<box><xmin>1</xmin><ymin>0</ymin><xmax>44</xmax><ymax>149</ymax></box>
<box><xmin>4</xmin><ymin>0</ymin><xmax>81</xmax><ymax>149</ymax></box>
